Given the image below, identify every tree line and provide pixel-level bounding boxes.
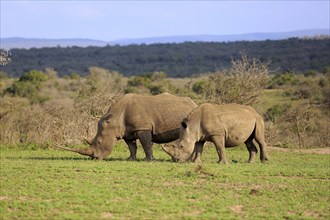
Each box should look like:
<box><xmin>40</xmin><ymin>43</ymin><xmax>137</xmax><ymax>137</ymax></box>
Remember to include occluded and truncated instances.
<box><xmin>1</xmin><ymin>38</ymin><xmax>329</xmax><ymax>78</ymax></box>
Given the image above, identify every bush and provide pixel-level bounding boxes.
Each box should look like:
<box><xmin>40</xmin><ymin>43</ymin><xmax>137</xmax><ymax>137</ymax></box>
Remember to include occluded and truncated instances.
<box><xmin>19</xmin><ymin>70</ymin><xmax>47</xmax><ymax>83</ymax></box>
<box><xmin>270</xmin><ymin>72</ymin><xmax>298</xmax><ymax>87</ymax></box>
<box><xmin>4</xmin><ymin>70</ymin><xmax>49</xmax><ymax>104</ymax></box>
<box><xmin>192</xmin><ymin>79</ymin><xmax>209</xmax><ymax>95</ymax></box>
<box><xmin>265</xmin><ymin>101</ymin><xmax>329</xmax><ymax>148</ymax></box>
<box><xmin>149</xmin><ymin>85</ymin><xmax>165</xmax><ymax>95</ymax></box>
<box><xmin>125</xmin><ymin>72</ymin><xmax>177</xmax><ymax>95</ymax></box>
<box><xmin>266</xmin><ymin>104</ymin><xmax>291</xmax><ymax>123</ymax></box>
<box><xmin>6</xmin><ymin>81</ymin><xmax>38</xmax><ymax>98</ymax></box>
<box><xmin>197</xmin><ymin>54</ymin><xmax>270</xmax><ymax>105</ymax></box>
<box><xmin>0</xmin><ymin>67</ymin><xmax>124</xmax><ymax>145</ymax></box>
<box><xmin>127</xmin><ymin>76</ymin><xmax>152</xmax><ymax>88</ymax></box>
<box><xmin>76</xmin><ymin>67</ymin><xmax>124</xmax><ymax>120</ymax></box>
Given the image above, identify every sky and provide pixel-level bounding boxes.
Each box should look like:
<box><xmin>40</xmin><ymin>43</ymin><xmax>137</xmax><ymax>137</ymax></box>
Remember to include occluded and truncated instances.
<box><xmin>1</xmin><ymin>1</ymin><xmax>329</xmax><ymax>41</ymax></box>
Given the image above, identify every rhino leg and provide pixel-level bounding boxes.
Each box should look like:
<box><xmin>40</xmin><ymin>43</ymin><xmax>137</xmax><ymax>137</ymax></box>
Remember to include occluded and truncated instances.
<box><xmin>124</xmin><ymin>139</ymin><xmax>137</xmax><ymax>161</ymax></box>
<box><xmin>137</xmin><ymin>131</ymin><xmax>155</xmax><ymax>161</ymax></box>
<box><xmin>245</xmin><ymin>138</ymin><xmax>258</xmax><ymax>163</ymax></box>
<box><xmin>211</xmin><ymin>135</ymin><xmax>228</xmax><ymax>164</ymax></box>
<box><xmin>255</xmin><ymin>137</ymin><xmax>269</xmax><ymax>162</ymax></box>
<box><xmin>254</xmin><ymin>119</ymin><xmax>269</xmax><ymax>162</ymax></box>
<box><xmin>189</xmin><ymin>141</ymin><xmax>205</xmax><ymax>163</ymax></box>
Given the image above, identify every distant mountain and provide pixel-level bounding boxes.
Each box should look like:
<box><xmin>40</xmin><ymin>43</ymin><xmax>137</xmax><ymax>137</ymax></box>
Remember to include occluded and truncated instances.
<box><xmin>1</xmin><ymin>29</ymin><xmax>329</xmax><ymax>49</ymax></box>
<box><xmin>0</xmin><ymin>38</ymin><xmax>109</xmax><ymax>50</ymax></box>
<box><xmin>112</xmin><ymin>29</ymin><xmax>330</xmax><ymax>45</ymax></box>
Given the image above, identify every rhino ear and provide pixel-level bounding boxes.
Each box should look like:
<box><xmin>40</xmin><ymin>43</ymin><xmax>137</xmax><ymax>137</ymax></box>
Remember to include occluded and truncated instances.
<box><xmin>181</xmin><ymin>118</ymin><xmax>188</xmax><ymax>129</ymax></box>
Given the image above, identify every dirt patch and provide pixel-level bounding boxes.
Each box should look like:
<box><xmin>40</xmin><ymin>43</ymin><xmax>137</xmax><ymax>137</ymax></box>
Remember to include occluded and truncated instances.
<box><xmin>268</xmin><ymin>147</ymin><xmax>330</xmax><ymax>154</ymax></box>
<box><xmin>19</xmin><ymin>196</ymin><xmax>28</xmax><ymax>201</ymax></box>
<box><xmin>163</xmin><ymin>181</ymin><xmax>184</xmax><ymax>187</ymax></box>
<box><xmin>0</xmin><ymin>196</ymin><xmax>10</xmax><ymax>201</ymax></box>
<box><xmin>303</xmin><ymin>210</ymin><xmax>321</xmax><ymax>218</ymax></box>
<box><xmin>101</xmin><ymin>212</ymin><xmax>113</xmax><ymax>219</ymax></box>
<box><xmin>231</xmin><ymin>205</ymin><xmax>244</xmax><ymax>215</ymax></box>
<box><xmin>184</xmin><ymin>210</ymin><xmax>202</xmax><ymax>217</ymax></box>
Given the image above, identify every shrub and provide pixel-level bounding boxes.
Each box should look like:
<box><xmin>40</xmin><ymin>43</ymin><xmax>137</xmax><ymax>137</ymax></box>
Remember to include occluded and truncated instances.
<box><xmin>76</xmin><ymin>67</ymin><xmax>124</xmax><ymax>121</ymax></box>
<box><xmin>6</xmin><ymin>81</ymin><xmax>38</xmax><ymax>98</ymax></box>
<box><xmin>270</xmin><ymin>72</ymin><xmax>303</xmax><ymax>88</ymax></box>
<box><xmin>150</xmin><ymin>71</ymin><xmax>166</xmax><ymax>81</ymax></box>
<box><xmin>4</xmin><ymin>70</ymin><xmax>49</xmax><ymax>104</ymax></box>
<box><xmin>126</xmin><ymin>72</ymin><xmax>177</xmax><ymax>95</ymax></box>
<box><xmin>127</xmin><ymin>76</ymin><xmax>152</xmax><ymax>88</ymax></box>
<box><xmin>266</xmin><ymin>104</ymin><xmax>291</xmax><ymax>123</ymax></box>
<box><xmin>199</xmin><ymin>54</ymin><xmax>270</xmax><ymax>105</ymax></box>
<box><xmin>0</xmin><ymin>67</ymin><xmax>124</xmax><ymax>145</ymax></box>
<box><xmin>19</xmin><ymin>70</ymin><xmax>47</xmax><ymax>83</ymax></box>
<box><xmin>192</xmin><ymin>79</ymin><xmax>209</xmax><ymax>95</ymax></box>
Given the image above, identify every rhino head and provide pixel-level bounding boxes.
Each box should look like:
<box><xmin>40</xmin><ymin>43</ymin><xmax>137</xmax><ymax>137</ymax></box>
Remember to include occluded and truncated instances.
<box><xmin>162</xmin><ymin>118</ymin><xmax>197</xmax><ymax>162</ymax></box>
<box><xmin>54</xmin><ymin>113</ymin><xmax>117</xmax><ymax>160</ymax></box>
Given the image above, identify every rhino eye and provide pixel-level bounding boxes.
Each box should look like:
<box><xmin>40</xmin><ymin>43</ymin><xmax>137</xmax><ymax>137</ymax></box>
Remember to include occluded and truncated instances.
<box><xmin>104</xmin><ymin>113</ymin><xmax>112</xmax><ymax>123</ymax></box>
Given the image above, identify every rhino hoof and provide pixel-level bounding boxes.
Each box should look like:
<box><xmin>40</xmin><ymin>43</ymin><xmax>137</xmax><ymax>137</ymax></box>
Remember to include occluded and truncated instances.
<box><xmin>127</xmin><ymin>156</ymin><xmax>136</xmax><ymax>161</ymax></box>
<box><xmin>261</xmin><ymin>158</ymin><xmax>269</xmax><ymax>163</ymax></box>
<box><xmin>217</xmin><ymin>159</ymin><xmax>228</xmax><ymax>164</ymax></box>
<box><xmin>143</xmin><ymin>157</ymin><xmax>155</xmax><ymax>162</ymax></box>
<box><xmin>192</xmin><ymin>158</ymin><xmax>202</xmax><ymax>163</ymax></box>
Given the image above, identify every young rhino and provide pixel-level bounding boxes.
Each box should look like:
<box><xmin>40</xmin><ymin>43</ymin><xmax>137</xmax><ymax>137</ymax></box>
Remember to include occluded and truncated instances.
<box><xmin>162</xmin><ymin>103</ymin><xmax>269</xmax><ymax>163</ymax></box>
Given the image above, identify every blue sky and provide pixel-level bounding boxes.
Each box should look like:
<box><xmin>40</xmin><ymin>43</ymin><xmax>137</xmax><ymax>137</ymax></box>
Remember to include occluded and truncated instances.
<box><xmin>1</xmin><ymin>1</ymin><xmax>329</xmax><ymax>41</ymax></box>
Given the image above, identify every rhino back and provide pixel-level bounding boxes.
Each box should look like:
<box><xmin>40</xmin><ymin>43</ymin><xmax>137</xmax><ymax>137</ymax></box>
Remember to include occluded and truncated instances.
<box><xmin>196</xmin><ymin>103</ymin><xmax>259</xmax><ymax>140</ymax></box>
<box><xmin>122</xmin><ymin>94</ymin><xmax>197</xmax><ymax>135</ymax></box>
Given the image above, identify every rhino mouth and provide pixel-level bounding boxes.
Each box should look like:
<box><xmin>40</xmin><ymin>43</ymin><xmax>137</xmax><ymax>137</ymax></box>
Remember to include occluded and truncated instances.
<box><xmin>171</xmin><ymin>157</ymin><xmax>179</xmax><ymax>162</ymax></box>
<box><xmin>91</xmin><ymin>154</ymin><xmax>106</xmax><ymax>160</ymax></box>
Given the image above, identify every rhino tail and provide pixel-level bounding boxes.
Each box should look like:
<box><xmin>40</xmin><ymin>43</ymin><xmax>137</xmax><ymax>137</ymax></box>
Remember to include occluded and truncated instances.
<box><xmin>254</xmin><ymin>116</ymin><xmax>269</xmax><ymax>161</ymax></box>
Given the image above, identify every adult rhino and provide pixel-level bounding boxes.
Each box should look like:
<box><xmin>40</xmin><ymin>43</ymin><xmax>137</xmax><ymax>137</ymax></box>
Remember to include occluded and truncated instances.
<box><xmin>162</xmin><ymin>103</ymin><xmax>269</xmax><ymax>163</ymax></box>
<box><xmin>54</xmin><ymin>93</ymin><xmax>197</xmax><ymax>160</ymax></box>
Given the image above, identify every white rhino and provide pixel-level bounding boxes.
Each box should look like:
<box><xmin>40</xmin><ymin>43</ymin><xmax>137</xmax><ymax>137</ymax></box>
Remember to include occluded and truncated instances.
<box><xmin>54</xmin><ymin>93</ymin><xmax>197</xmax><ymax>160</ymax></box>
<box><xmin>162</xmin><ymin>103</ymin><xmax>269</xmax><ymax>163</ymax></box>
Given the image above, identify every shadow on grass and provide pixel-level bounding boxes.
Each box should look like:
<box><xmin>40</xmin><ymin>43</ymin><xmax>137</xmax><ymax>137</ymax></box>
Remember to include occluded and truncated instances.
<box><xmin>20</xmin><ymin>156</ymin><xmax>173</xmax><ymax>163</ymax></box>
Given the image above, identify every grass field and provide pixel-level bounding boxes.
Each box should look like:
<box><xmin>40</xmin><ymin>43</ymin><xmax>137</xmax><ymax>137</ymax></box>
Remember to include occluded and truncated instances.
<box><xmin>1</xmin><ymin>143</ymin><xmax>329</xmax><ymax>219</ymax></box>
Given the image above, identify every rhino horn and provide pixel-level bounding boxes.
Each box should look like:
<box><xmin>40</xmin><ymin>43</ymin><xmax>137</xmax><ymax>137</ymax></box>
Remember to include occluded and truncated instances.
<box><xmin>52</xmin><ymin>144</ymin><xmax>93</xmax><ymax>157</ymax></box>
<box><xmin>84</xmin><ymin>138</ymin><xmax>93</xmax><ymax>145</ymax></box>
<box><xmin>162</xmin><ymin>144</ymin><xmax>174</xmax><ymax>155</ymax></box>
<box><xmin>162</xmin><ymin>144</ymin><xmax>179</xmax><ymax>162</ymax></box>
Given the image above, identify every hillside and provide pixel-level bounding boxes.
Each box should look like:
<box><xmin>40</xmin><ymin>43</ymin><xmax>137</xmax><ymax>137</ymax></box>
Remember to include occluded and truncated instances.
<box><xmin>1</xmin><ymin>38</ymin><xmax>329</xmax><ymax>78</ymax></box>
<box><xmin>0</xmin><ymin>37</ymin><xmax>108</xmax><ymax>50</ymax></box>
<box><xmin>1</xmin><ymin>29</ymin><xmax>328</xmax><ymax>49</ymax></box>
<box><xmin>111</xmin><ymin>29</ymin><xmax>330</xmax><ymax>45</ymax></box>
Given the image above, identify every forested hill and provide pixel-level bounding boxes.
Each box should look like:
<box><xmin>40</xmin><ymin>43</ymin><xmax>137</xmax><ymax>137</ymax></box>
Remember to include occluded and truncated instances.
<box><xmin>1</xmin><ymin>38</ymin><xmax>329</xmax><ymax>78</ymax></box>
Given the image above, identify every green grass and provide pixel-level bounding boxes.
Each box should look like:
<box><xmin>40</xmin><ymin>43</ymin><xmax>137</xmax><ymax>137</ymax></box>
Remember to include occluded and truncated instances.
<box><xmin>255</xmin><ymin>89</ymin><xmax>292</xmax><ymax>112</ymax></box>
<box><xmin>1</xmin><ymin>144</ymin><xmax>329</xmax><ymax>219</ymax></box>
